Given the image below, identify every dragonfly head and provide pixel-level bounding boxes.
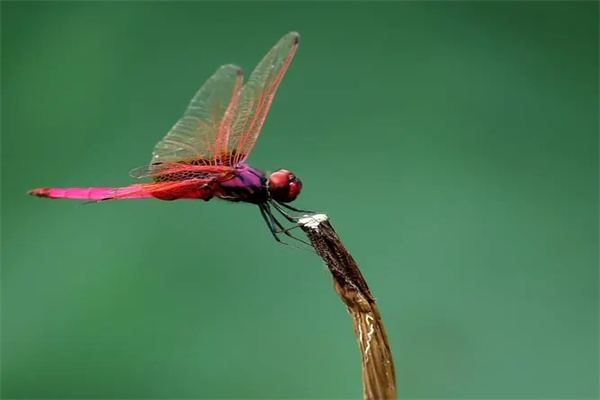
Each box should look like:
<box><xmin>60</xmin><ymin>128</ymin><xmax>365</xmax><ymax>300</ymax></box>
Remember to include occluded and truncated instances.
<box><xmin>268</xmin><ymin>169</ymin><xmax>302</xmax><ymax>203</ymax></box>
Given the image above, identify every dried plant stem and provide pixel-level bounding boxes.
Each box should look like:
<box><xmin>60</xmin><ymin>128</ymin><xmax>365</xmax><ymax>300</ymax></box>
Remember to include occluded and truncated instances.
<box><xmin>298</xmin><ymin>214</ymin><xmax>397</xmax><ymax>400</ymax></box>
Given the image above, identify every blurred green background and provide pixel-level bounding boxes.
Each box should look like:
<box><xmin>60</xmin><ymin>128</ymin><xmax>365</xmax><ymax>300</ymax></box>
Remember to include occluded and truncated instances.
<box><xmin>2</xmin><ymin>2</ymin><xmax>598</xmax><ymax>398</ymax></box>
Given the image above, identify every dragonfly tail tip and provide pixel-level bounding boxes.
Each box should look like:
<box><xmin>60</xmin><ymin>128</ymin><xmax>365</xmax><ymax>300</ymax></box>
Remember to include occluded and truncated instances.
<box><xmin>28</xmin><ymin>188</ymin><xmax>49</xmax><ymax>197</ymax></box>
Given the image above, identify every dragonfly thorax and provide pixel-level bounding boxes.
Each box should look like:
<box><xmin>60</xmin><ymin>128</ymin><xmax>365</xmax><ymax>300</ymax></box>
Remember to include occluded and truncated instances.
<box><xmin>267</xmin><ymin>169</ymin><xmax>302</xmax><ymax>203</ymax></box>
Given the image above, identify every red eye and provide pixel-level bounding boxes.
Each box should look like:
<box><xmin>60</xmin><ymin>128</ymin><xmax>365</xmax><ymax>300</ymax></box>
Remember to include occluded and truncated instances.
<box><xmin>268</xmin><ymin>169</ymin><xmax>302</xmax><ymax>203</ymax></box>
<box><xmin>287</xmin><ymin>179</ymin><xmax>302</xmax><ymax>201</ymax></box>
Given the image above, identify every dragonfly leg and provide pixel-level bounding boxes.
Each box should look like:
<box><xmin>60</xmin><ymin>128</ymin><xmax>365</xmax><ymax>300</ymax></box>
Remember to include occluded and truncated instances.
<box><xmin>259</xmin><ymin>204</ymin><xmax>285</xmax><ymax>243</ymax></box>
<box><xmin>270</xmin><ymin>201</ymin><xmax>307</xmax><ymax>223</ymax></box>
<box><xmin>274</xmin><ymin>201</ymin><xmax>317</xmax><ymax>214</ymax></box>
<box><xmin>259</xmin><ymin>204</ymin><xmax>314</xmax><ymax>252</ymax></box>
<box><xmin>267</xmin><ymin>209</ymin><xmax>313</xmax><ymax>247</ymax></box>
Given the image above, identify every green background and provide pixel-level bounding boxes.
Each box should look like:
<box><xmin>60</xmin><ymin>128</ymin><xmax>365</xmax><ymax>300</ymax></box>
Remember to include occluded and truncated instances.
<box><xmin>2</xmin><ymin>2</ymin><xmax>598</xmax><ymax>398</ymax></box>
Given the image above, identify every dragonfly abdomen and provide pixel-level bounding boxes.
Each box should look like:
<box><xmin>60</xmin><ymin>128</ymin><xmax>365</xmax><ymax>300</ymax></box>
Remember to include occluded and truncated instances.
<box><xmin>28</xmin><ymin>186</ymin><xmax>152</xmax><ymax>200</ymax></box>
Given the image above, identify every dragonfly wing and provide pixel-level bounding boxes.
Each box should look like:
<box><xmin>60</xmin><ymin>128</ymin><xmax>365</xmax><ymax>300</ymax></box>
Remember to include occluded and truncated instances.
<box><xmin>151</xmin><ymin>64</ymin><xmax>244</xmax><ymax>166</ymax></box>
<box><xmin>129</xmin><ymin>163</ymin><xmax>231</xmax><ymax>180</ymax></box>
<box><xmin>228</xmin><ymin>32</ymin><xmax>299</xmax><ymax>166</ymax></box>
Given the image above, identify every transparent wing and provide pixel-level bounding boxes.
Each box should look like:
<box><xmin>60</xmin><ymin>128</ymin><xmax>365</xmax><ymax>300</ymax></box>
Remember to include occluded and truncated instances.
<box><xmin>129</xmin><ymin>163</ymin><xmax>232</xmax><ymax>180</ymax></box>
<box><xmin>151</xmin><ymin>64</ymin><xmax>244</xmax><ymax>166</ymax></box>
<box><xmin>228</xmin><ymin>32</ymin><xmax>299</xmax><ymax>166</ymax></box>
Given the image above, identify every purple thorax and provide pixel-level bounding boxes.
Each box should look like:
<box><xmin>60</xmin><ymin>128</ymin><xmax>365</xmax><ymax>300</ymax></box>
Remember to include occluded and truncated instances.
<box><xmin>219</xmin><ymin>163</ymin><xmax>268</xmax><ymax>204</ymax></box>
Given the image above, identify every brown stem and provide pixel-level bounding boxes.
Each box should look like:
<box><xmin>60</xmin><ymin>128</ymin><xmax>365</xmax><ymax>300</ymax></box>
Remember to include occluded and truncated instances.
<box><xmin>298</xmin><ymin>214</ymin><xmax>397</xmax><ymax>400</ymax></box>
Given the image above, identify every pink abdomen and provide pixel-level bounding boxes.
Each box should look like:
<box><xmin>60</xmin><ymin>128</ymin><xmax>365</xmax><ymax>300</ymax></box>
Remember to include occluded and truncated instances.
<box><xmin>28</xmin><ymin>186</ymin><xmax>152</xmax><ymax>200</ymax></box>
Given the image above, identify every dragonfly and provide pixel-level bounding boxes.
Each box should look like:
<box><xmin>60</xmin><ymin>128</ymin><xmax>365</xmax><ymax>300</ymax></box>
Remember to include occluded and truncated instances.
<box><xmin>29</xmin><ymin>32</ymin><xmax>311</xmax><ymax>245</ymax></box>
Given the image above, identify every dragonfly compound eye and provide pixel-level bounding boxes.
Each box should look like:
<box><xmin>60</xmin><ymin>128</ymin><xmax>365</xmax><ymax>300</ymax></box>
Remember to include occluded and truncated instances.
<box><xmin>268</xmin><ymin>169</ymin><xmax>302</xmax><ymax>203</ymax></box>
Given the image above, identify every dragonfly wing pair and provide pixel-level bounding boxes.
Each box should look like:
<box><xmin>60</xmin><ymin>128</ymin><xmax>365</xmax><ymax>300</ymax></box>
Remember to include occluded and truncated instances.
<box><xmin>130</xmin><ymin>32</ymin><xmax>300</xmax><ymax>193</ymax></box>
